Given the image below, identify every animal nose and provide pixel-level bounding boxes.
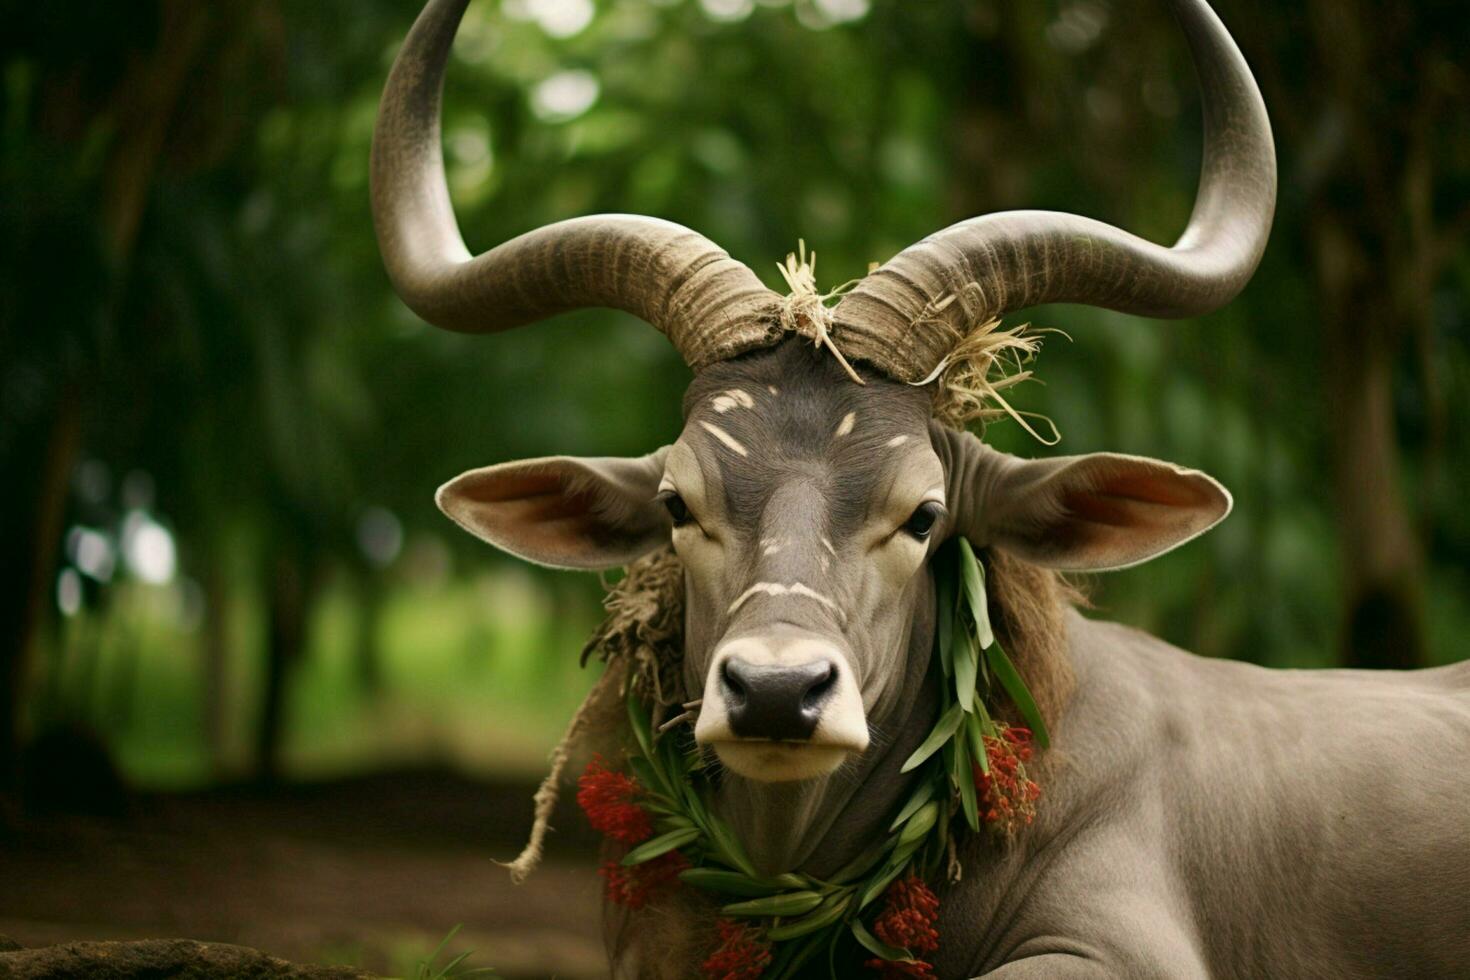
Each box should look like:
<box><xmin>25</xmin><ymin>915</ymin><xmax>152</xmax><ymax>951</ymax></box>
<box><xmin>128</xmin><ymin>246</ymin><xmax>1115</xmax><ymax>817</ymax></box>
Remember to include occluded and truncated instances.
<box><xmin>720</xmin><ymin>658</ymin><xmax>836</xmax><ymax>741</ymax></box>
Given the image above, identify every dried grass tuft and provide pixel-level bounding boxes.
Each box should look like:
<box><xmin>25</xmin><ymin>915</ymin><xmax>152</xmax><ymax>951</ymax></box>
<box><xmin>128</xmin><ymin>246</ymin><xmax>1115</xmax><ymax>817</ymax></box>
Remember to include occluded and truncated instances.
<box><xmin>907</xmin><ymin>285</ymin><xmax>1062</xmax><ymax>441</ymax></box>
<box><xmin>776</xmin><ymin>240</ymin><xmax>866</xmax><ymax>385</ymax></box>
<box><xmin>777</xmin><ymin>243</ymin><xmax>1062</xmax><ymax>441</ymax></box>
<box><xmin>583</xmin><ymin>546</ymin><xmax>688</xmax><ymax>713</ymax></box>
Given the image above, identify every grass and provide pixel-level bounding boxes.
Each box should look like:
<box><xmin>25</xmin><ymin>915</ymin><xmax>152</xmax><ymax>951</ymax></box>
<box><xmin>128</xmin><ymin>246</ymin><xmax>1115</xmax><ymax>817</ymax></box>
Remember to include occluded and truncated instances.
<box><xmin>414</xmin><ymin>925</ymin><xmax>499</xmax><ymax>980</ymax></box>
<box><xmin>31</xmin><ymin>562</ymin><xmax>606</xmax><ymax>789</ymax></box>
<box><xmin>313</xmin><ymin>926</ymin><xmax>504</xmax><ymax>979</ymax></box>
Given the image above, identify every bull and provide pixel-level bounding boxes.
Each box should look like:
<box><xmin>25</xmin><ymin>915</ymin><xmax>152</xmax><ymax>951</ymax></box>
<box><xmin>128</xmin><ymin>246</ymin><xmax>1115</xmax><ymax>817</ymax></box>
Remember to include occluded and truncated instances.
<box><xmin>370</xmin><ymin>0</ymin><xmax>1470</xmax><ymax>975</ymax></box>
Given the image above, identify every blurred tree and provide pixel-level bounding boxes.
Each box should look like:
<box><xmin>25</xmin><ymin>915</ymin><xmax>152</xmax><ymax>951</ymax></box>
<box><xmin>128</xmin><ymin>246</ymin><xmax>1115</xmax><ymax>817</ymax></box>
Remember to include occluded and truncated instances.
<box><xmin>1</xmin><ymin>0</ymin><xmax>379</xmax><ymax>784</ymax></box>
<box><xmin>1232</xmin><ymin>0</ymin><xmax>1468</xmax><ymax>669</ymax></box>
<box><xmin>1</xmin><ymin>0</ymin><xmax>1465</xmax><ymax>796</ymax></box>
<box><xmin>1</xmin><ymin>0</ymin><xmax>202</xmax><ymax>786</ymax></box>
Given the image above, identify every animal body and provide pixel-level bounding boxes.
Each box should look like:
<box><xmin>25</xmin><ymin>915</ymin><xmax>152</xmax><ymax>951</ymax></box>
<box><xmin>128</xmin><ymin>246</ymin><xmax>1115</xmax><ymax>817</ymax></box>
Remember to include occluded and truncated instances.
<box><xmin>370</xmin><ymin>0</ymin><xmax>1470</xmax><ymax>975</ymax></box>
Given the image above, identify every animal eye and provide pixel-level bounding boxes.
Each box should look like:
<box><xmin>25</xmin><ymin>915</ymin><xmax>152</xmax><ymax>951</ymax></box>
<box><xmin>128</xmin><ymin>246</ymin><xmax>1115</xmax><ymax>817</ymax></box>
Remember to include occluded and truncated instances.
<box><xmin>904</xmin><ymin>501</ymin><xmax>944</xmax><ymax>540</ymax></box>
<box><xmin>659</xmin><ymin>491</ymin><xmax>692</xmax><ymax>526</ymax></box>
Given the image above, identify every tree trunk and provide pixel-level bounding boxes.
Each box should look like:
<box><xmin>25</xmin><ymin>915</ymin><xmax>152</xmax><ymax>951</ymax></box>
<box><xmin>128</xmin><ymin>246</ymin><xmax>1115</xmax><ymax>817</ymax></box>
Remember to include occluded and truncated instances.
<box><xmin>1314</xmin><ymin>216</ymin><xmax>1427</xmax><ymax>670</ymax></box>
<box><xmin>1321</xmin><ymin>299</ymin><xmax>1425</xmax><ymax>669</ymax></box>
<box><xmin>201</xmin><ymin>562</ymin><xmax>231</xmax><ymax>775</ymax></box>
<box><xmin>100</xmin><ymin>1</ymin><xmax>211</xmax><ymax>260</ymax></box>
<box><xmin>355</xmin><ymin>573</ymin><xmax>385</xmax><ymax>695</ymax></box>
<box><xmin>0</xmin><ymin>388</ymin><xmax>81</xmax><ymax>793</ymax></box>
<box><xmin>1</xmin><ymin>1</ymin><xmax>214</xmax><ymax>795</ymax></box>
<box><xmin>1296</xmin><ymin>0</ymin><xmax>1445</xmax><ymax>670</ymax></box>
<box><xmin>254</xmin><ymin>552</ymin><xmax>305</xmax><ymax>786</ymax></box>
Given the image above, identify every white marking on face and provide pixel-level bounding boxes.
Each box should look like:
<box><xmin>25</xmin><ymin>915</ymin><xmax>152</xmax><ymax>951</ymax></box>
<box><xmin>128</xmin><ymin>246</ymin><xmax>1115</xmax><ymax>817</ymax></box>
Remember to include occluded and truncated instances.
<box><xmin>711</xmin><ymin>388</ymin><xmax>755</xmax><ymax>413</ymax></box>
<box><xmin>819</xmin><ymin>554</ymin><xmax>831</xmax><ymax>572</ymax></box>
<box><xmin>819</xmin><ymin>536</ymin><xmax>837</xmax><ymax>557</ymax></box>
<box><xmin>835</xmin><ymin>412</ymin><xmax>856</xmax><ymax>437</ymax></box>
<box><xmin>763</xmin><ymin>542</ymin><xmax>782</xmax><ymax>556</ymax></box>
<box><xmin>886</xmin><ymin>435</ymin><xmax>909</xmax><ymax>447</ymax></box>
<box><xmin>767</xmin><ymin>385</ymin><xmax>779</xmax><ymax>395</ymax></box>
<box><xmin>700</xmin><ymin>421</ymin><xmax>748</xmax><ymax>457</ymax></box>
<box><xmin>727</xmin><ymin>581</ymin><xmax>844</xmax><ymax>622</ymax></box>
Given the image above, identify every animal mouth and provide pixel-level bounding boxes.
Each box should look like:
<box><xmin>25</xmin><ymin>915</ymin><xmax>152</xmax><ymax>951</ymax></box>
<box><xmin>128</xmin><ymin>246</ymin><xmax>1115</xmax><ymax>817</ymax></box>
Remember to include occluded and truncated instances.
<box><xmin>708</xmin><ymin>738</ymin><xmax>855</xmax><ymax>783</ymax></box>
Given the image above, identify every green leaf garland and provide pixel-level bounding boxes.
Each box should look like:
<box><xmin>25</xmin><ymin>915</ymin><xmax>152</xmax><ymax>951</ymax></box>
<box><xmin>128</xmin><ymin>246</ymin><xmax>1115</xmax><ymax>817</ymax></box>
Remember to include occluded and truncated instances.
<box><xmin>585</xmin><ymin>538</ymin><xmax>1048</xmax><ymax>978</ymax></box>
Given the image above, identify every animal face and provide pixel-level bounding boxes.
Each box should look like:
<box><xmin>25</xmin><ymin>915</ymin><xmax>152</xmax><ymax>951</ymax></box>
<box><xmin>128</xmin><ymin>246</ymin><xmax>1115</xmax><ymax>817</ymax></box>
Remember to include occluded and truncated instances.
<box><xmin>436</xmin><ymin>339</ymin><xmax>1234</xmax><ymax>783</ymax></box>
<box><xmin>671</xmin><ymin>346</ymin><xmax>941</xmax><ymax>781</ymax></box>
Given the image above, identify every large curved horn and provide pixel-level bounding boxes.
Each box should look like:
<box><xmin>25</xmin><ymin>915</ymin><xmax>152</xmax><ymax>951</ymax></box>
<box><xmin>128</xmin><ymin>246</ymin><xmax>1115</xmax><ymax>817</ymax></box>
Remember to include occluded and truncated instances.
<box><xmin>371</xmin><ymin>0</ymin><xmax>782</xmax><ymax>370</ymax></box>
<box><xmin>830</xmin><ymin>0</ymin><xmax>1276</xmax><ymax>383</ymax></box>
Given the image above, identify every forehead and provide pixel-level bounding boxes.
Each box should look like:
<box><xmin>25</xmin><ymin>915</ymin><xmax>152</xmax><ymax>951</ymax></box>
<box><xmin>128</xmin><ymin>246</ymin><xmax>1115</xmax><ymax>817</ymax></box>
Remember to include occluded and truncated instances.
<box><xmin>677</xmin><ymin>339</ymin><xmax>935</xmax><ymax>529</ymax></box>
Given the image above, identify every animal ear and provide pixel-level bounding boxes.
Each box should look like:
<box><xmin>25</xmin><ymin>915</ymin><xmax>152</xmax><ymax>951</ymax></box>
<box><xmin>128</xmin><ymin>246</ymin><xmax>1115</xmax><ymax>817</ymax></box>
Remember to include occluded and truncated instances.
<box><xmin>943</xmin><ymin>431</ymin><xmax>1231</xmax><ymax>572</ymax></box>
<box><xmin>436</xmin><ymin>449</ymin><xmax>671</xmax><ymax>571</ymax></box>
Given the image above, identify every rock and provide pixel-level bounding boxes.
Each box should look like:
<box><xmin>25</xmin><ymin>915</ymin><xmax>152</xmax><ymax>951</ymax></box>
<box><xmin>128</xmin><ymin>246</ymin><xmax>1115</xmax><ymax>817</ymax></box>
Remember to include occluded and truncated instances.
<box><xmin>0</xmin><ymin>939</ymin><xmax>376</xmax><ymax>979</ymax></box>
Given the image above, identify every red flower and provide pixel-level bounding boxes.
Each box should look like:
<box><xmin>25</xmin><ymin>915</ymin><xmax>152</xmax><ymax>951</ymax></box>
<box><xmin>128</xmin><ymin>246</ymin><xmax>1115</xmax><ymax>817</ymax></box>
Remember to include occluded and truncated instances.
<box><xmin>600</xmin><ymin>850</ymin><xmax>689</xmax><ymax>909</ymax></box>
<box><xmin>972</xmin><ymin>723</ymin><xmax>1041</xmax><ymax>836</ymax></box>
<box><xmin>702</xmin><ymin>918</ymin><xmax>772</xmax><ymax>980</ymax></box>
<box><xmin>578</xmin><ymin>755</ymin><xmax>653</xmax><ymax>844</ymax></box>
<box><xmin>864</xmin><ymin>959</ymin><xmax>937</xmax><ymax>979</ymax></box>
<box><xmin>871</xmin><ymin>875</ymin><xmax>941</xmax><ymax>954</ymax></box>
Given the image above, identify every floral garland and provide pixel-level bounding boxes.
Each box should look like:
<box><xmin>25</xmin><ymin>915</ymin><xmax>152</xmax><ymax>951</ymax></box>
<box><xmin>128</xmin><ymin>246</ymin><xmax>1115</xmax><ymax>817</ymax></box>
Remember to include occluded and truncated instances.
<box><xmin>578</xmin><ymin>538</ymin><xmax>1048</xmax><ymax>979</ymax></box>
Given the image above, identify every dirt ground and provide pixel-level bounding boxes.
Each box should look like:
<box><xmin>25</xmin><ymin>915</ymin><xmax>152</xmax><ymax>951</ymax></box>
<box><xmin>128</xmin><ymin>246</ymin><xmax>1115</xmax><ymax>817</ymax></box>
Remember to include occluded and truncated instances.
<box><xmin>0</xmin><ymin>771</ymin><xmax>607</xmax><ymax>978</ymax></box>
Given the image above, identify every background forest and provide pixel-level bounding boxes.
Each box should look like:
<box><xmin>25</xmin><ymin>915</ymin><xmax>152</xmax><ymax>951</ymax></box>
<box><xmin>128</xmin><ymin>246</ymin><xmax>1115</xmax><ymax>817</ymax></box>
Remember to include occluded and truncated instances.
<box><xmin>2</xmin><ymin>0</ymin><xmax>1466</xmax><ymax>975</ymax></box>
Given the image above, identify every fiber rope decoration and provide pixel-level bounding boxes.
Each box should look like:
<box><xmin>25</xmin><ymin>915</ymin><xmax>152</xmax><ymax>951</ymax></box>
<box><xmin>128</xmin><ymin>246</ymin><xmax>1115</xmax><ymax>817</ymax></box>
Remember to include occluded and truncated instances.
<box><xmin>573</xmin><ymin>539</ymin><xmax>1049</xmax><ymax>978</ymax></box>
<box><xmin>499</xmin><ymin>665</ymin><xmax>623</xmax><ymax>884</ymax></box>
<box><xmin>776</xmin><ymin>241</ymin><xmax>866</xmax><ymax>386</ymax></box>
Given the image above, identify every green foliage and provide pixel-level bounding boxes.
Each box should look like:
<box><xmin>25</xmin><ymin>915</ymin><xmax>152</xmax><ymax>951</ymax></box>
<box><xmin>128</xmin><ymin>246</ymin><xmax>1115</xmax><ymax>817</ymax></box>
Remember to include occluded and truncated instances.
<box><xmin>2</xmin><ymin>0</ymin><xmax>1466</xmax><ymax>790</ymax></box>
<box><xmin>414</xmin><ymin>925</ymin><xmax>499</xmax><ymax>980</ymax></box>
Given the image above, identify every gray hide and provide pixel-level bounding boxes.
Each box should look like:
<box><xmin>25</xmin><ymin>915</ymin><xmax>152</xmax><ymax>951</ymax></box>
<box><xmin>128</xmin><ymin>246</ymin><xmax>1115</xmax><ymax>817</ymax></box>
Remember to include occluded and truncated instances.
<box><xmin>442</xmin><ymin>339</ymin><xmax>1470</xmax><ymax>976</ymax></box>
<box><xmin>933</xmin><ymin>616</ymin><xmax>1470</xmax><ymax>979</ymax></box>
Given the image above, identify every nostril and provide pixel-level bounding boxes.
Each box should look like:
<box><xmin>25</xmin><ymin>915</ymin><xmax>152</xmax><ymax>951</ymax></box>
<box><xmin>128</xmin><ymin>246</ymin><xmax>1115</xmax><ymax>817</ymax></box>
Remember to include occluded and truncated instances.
<box><xmin>720</xmin><ymin>659</ymin><xmax>748</xmax><ymax>705</ymax></box>
<box><xmin>800</xmin><ymin>662</ymin><xmax>836</xmax><ymax>711</ymax></box>
<box><xmin>718</xmin><ymin>656</ymin><xmax>839</xmax><ymax>741</ymax></box>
